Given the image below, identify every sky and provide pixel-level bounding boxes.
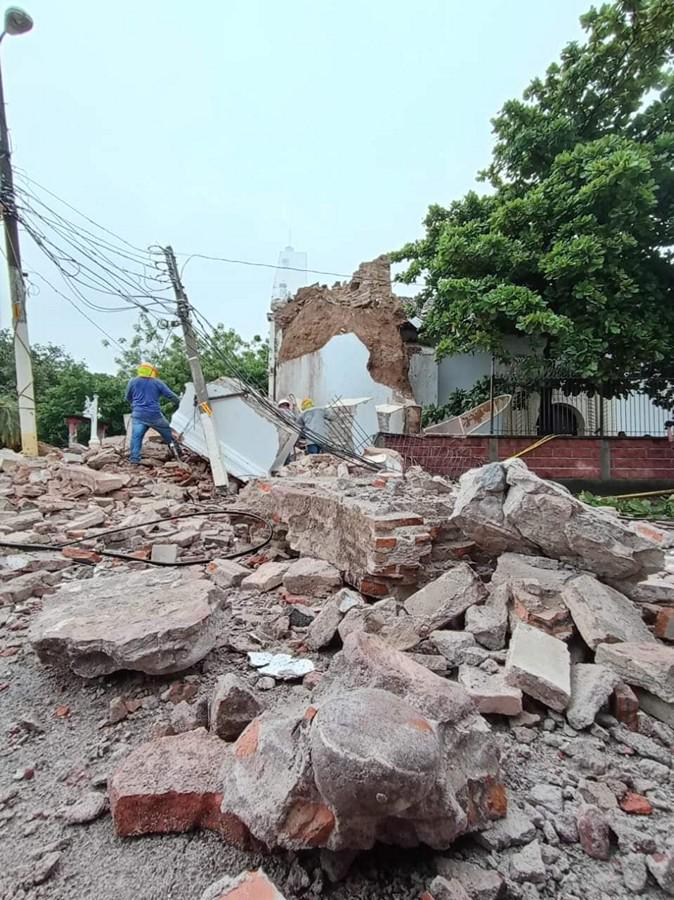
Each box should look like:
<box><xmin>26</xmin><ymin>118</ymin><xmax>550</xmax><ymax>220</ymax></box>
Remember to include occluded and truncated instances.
<box><xmin>0</xmin><ymin>0</ymin><xmax>590</xmax><ymax>374</ymax></box>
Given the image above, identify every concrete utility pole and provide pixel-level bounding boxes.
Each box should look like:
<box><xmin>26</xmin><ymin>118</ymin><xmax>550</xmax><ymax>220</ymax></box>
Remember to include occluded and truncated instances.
<box><xmin>0</xmin><ymin>7</ymin><xmax>37</xmax><ymax>456</ymax></box>
<box><xmin>162</xmin><ymin>245</ymin><xmax>229</xmax><ymax>492</ymax></box>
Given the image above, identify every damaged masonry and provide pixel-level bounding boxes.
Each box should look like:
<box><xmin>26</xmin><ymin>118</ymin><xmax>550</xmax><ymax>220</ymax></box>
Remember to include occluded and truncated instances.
<box><xmin>1</xmin><ymin>434</ymin><xmax>674</xmax><ymax>900</ymax></box>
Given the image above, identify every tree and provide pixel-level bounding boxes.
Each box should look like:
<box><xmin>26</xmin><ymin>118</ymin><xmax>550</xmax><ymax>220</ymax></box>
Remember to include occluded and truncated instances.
<box><xmin>393</xmin><ymin>0</ymin><xmax>674</xmax><ymax>400</ymax></box>
<box><xmin>112</xmin><ymin>313</ymin><xmax>269</xmax><ymax>393</ymax></box>
<box><xmin>0</xmin><ymin>329</ymin><xmax>127</xmax><ymax>447</ymax></box>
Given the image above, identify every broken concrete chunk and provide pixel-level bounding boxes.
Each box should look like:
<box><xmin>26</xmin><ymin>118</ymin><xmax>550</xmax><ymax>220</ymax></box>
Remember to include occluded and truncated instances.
<box><xmin>562</xmin><ymin>574</ymin><xmax>654</xmax><ymax>650</ymax></box>
<box><xmin>209</xmin><ymin>674</ymin><xmax>262</xmax><ymax>742</ymax></box>
<box><xmin>451</xmin><ymin>460</ymin><xmax>664</xmax><ymax>580</ymax></box>
<box><xmin>434</xmin><ymin>859</ymin><xmax>504</xmax><ymax>900</ymax></box>
<box><xmin>241</xmin><ymin>560</ymin><xmax>291</xmax><ymax>593</ymax></box>
<box><xmin>429</xmin><ymin>631</ymin><xmax>478</xmax><ymax>668</ymax></box>
<box><xmin>283</xmin><ymin>557</ymin><xmax>341</xmax><ymax>597</ymax></box>
<box><xmin>247</xmin><ymin>651</ymin><xmax>314</xmax><ymax>681</ymax></box>
<box><xmin>621</xmin><ymin>853</ymin><xmax>648</xmax><ymax>893</ymax></box>
<box><xmin>338</xmin><ymin>598</ymin><xmax>422</xmax><ymax>651</ymax></box>
<box><xmin>458</xmin><ymin>664</ymin><xmax>523</xmax><ymax>716</ymax></box>
<box><xmin>596</xmin><ymin>641</ymin><xmax>674</xmax><ymax>704</ymax></box>
<box><xmin>206</xmin><ymin>558</ymin><xmax>250</xmax><ymax>589</ymax></box>
<box><xmin>404</xmin><ymin>563</ymin><xmax>487</xmax><ymax>629</ymax></box>
<box><xmin>426</xmin><ymin>876</ymin><xmax>471</xmax><ymax>900</ymax></box>
<box><xmin>110</xmin><ymin>729</ymin><xmax>250</xmax><ymax>844</ymax></box>
<box><xmin>305</xmin><ymin>596</ymin><xmax>344</xmax><ymax>650</ymax></box>
<box><xmin>151</xmin><ymin>543</ymin><xmax>179</xmax><ymax>565</ymax></box>
<box><xmin>29</xmin><ymin>569</ymin><xmax>222</xmax><ymax>677</ymax></box>
<box><xmin>566</xmin><ymin>663</ymin><xmax>621</xmax><ymax>730</ymax></box>
<box><xmin>475</xmin><ymin>805</ymin><xmax>536</xmax><ymax>851</ymax></box>
<box><xmin>505</xmin><ymin>623</ymin><xmax>571</xmax><ymax>712</ymax></box>
<box><xmin>510</xmin><ymin>839</ymin><xmax>547</xmax><ymax>884</ymax></box>
<box><xmin>647</xmin><ymin>848</ymin><xmax>674</xmax><ymax>895</ymax></box>
<box><xmin>222</xmin><ymin>683</ymin><xmax>503</xmax><ymax>853</ymax></box>
<box><xmin>201</xmin><ymin>869</ymin><xmax>287</xmax><ymax>900</ymax></box>
<box><xmin>635</xmin><ymin>688</ymin><xmax>674</xmax><ymax>729</ymax></box>
<box><xmin>465</xmin><ymin>584</ymin><xmax>508</xmax><ymax>650</ymax></box>
<box><xmin>59</xmin><ymin>464</ymin><xmax>130</xmax><ymax>495</ymax></box>
<box><xmin>170</xmin><ymin>698</ymin><xmax>208</xmax><ymax>733</ymax></box>
<box><xmin>66</xmin><ymin>507</ymin><xmax>107</xmax><ymax>532</ymax></box>
<box><xmin>63</xmin><ymin>791</ymin><xmax>107</xmax><ymax>825</ymax></box>
<box><xmin>222</xmin><ymin>633</ymin><xmax>504</xmax><ymax>853</ymax></box>
<box><xmin>576</xmin><ymin>804</ymin><xmax>611</xmax><ymax>860</ymax></box>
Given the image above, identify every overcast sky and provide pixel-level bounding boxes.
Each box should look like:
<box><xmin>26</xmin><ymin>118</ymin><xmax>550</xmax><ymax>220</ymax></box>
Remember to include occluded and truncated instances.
<box><xmin>0</xmin><ymin>0</ymin><xmax>588</xmax><ymax>374</ymax></box>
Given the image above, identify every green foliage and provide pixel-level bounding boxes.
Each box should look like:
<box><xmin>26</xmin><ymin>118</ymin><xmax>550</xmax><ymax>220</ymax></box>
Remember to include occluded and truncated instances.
<box><xmin>0</xmin><ymin>329</ymin><xmax>128</xmax><ymax>447</ymax></box>
<box><xmin>422</xmin><ymin>376</ymin><xmax>493</xmax><ymax>426</ymax></box>
<box><xmin>112</xmin><ymin>313</ymin><xmax>269</xmax><ymax>394</ymax></box>
<box><xmin>580</xmin><ymin>490</ymin><xmax>674</xmax><ymax>519</ymax></box>
<box><xmin>0</xmin><ymin>393</ymin><xmax>20</xmax><ymax>450</ymax></box>
<box><xmin>393</xmin><ymin>0</ymin><xmax>674</xmax><ymax>401</ymax></box>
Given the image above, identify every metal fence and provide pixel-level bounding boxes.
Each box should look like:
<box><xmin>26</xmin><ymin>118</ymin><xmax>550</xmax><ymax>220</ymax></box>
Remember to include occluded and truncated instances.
<box><xmin>486</xmin><ymin>376</ymin><xmax>672</xmax><ymax>438</ymax></box>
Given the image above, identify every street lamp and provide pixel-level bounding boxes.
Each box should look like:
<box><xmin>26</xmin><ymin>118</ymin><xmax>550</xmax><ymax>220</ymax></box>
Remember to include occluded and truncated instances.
<box><xmin>0</xmin><ymin>6</ymin><xmax>37</xmax><ymax>456</ymax></box>
<box><xmin>2</xmin><ymin>6</ymin><xmax>33</xmax><ymax>38</ymax></box>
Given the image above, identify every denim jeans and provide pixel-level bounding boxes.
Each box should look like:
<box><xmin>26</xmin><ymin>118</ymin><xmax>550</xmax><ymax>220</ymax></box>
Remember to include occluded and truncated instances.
<box><xmin>129</xmin><ymin>415</ymin><xmax>174</xmax><ymax>463</ymax></box>
<box><xmin>306</xmin><ymin>443</ymin><xmax>322</xmax><ymax>454</ymax></box>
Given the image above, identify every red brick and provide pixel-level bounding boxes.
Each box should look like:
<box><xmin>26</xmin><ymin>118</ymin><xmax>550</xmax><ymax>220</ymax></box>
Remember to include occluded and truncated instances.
<box><xmin>62</xmin><ymin>547</ymin><xmax>102</xmax><ymax>564</ymax></box>
<box><xmin>358</xmin><ymin>577</ymin><xmax>389</xmax><ymax>597</ymax></box>
<box><xmin>619</xmin><ymin>792</ymin><xmax>653</xmax><ymax>815</ymax></box>
<box><xmin>655</xmin><ymin>608</ymin><xmax>674</xmax><ymax>642</ymax></box>
<box><xmin>375</xmin><ymin>537</ymin><xmax>397</xmax><ymax>551</ymax></box>
<box><xmin>208</xmin><ymin>869</ymin><xmax>287</xmax><ymax>900</ymax></box>
<box><xmin>612</xmin><ymin>683</ymin><xmax>639</xmax><ymax>732</ymax></box>
<box><xmin>110</xmin><ymin>729</ymin><xmax>251</xmax><ymax>845</ymax></box>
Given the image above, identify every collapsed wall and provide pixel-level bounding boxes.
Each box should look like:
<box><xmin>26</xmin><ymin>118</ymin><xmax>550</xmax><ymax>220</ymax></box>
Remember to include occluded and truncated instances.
<box><xmin>272</xmin><ymin>255</ymin><xmax>415</xmax><ymax>402</ymax></box>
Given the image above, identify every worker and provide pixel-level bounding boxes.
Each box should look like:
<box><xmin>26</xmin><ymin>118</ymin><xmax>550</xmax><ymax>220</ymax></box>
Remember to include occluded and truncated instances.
<box><xmin>125</xmin><ymin>362</ymin><xmax>181</xmax><ymax>464</ymax></box>
<box><xmin>298</xmin><ymin>397</ymin><xmax>332</xmax><ymax>454</ymax></box>
<box><xmin>278</xmin><ymin>397</ymin><xmax>298</xmax><ymax>422</ymax></box>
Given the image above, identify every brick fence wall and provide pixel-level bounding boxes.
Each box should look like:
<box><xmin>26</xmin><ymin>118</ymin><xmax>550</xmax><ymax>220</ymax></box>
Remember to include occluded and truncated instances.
<box><xmin>379</xmin><ymin>434</ymin><xmax>674</xmax><ymax>485</ymax></box>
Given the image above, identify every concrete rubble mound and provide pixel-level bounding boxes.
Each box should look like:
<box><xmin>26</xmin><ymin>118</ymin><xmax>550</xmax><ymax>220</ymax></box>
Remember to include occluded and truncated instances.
<box><xmin>220</xmin><ymin>633</ymin><xmax>506</xmax><ymax>851</ymax></box>
<box><xmin>451</xmin><ymin>459</ymin><xmax>664</xmax><ymax>580</ymax></box>
<box><xmin>29</xmin><ymin>569</ymin><xmax>223</xmax><ymax>676</ymax></box>
<box><xmin>6</xmin><ymin>446</ymin><xmax>674</xmax><ymax>897</ymax></box>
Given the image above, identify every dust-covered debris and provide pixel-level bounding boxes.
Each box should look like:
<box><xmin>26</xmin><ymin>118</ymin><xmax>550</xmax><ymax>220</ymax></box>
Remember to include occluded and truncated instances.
<box><xmin>2</xmin><ymin>451</ymin><xmax>674</xmax><ymax>899</ymax></box>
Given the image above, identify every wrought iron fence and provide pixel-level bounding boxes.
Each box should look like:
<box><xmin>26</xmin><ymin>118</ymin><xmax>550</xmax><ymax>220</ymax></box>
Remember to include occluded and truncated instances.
<box><xmin>487</xmin><ymin>374</ymin><xmax>672</xmax><ymax>438</ymax></box>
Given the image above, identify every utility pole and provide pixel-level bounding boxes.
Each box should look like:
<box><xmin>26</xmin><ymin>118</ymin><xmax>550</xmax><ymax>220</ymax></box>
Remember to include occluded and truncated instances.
<box><xmin>163</xmin><ymin>245</ymin><xmax>229</xmax><ymax>492</ymax></box>
<box><xmin>0</xmin><ymin>8</ymin><xmax>37</xmax><ymax>457</ymax></box>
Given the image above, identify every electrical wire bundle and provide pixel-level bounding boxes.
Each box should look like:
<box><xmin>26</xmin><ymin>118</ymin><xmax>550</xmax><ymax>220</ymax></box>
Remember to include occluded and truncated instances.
<box><xmin>10</xmin><ymin>171</ymin><xmax>381</xmax><ymax>468</ymax></box>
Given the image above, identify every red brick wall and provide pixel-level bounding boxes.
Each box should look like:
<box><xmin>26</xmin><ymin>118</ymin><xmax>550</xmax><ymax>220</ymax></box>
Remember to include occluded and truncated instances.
<box><xmin>381</xmin><ymin>434</ymin><xmax>674</xmax><ymax>482</ymax></box>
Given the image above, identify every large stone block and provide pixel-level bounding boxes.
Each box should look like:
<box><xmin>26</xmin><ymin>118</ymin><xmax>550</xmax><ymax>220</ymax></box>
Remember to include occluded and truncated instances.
<box><xmin>404</xmin><ymin>563</ymin><xmax>487</xmax><ymax>630</ymax></box>
<box><xmin>458</xmin><ymin>665</ymin><xmax>523</xmax><ymax>716</ymax></box>
<box><xmin>566</xmin><ymin>663</ymin><xmax>620</xmax><ymax>730</ymax></box>
<box><xmin>29</xmin><ymin>569</ymin><xmax>222</xmax><ymax>677</ymax></box>
<box><xmin>59</xmin><ymin>464</ymin><xmax>129</xmax><ymax>495</ymax></box>
<box><xmin>220</xmin><ymin>633</ymin><xmax>505</xmax><ymax>852</ymax></box>
<box><xmin>505</xmin><ymin>622</ymin><xmax>571</xmax><ymax>711</ymax></box>
<box><xmin>562</xmin><ymin>574</ymin><xmax>653</xmax><ymax>650</ymax></box>
<box><xmin>596</xmin><ymin>642</ymin><xmax>674</xmax><ymax>703</ymax></box>
<box><xmin>283</xmin><ymin>557</ymin><xmax>341</xmax><ymax>597</ymax></box>
<box><xmin>451</xmin><ymin>461</ymin><xmax>663</xmax><ymax>581</ymax></box>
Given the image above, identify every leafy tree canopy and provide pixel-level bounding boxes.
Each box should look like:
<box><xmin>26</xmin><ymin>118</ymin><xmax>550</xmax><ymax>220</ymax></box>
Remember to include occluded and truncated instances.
<box><xmin>393</xmin><ymin>0</ymin><xmax>674</xmax><ymax>399</ymax></box>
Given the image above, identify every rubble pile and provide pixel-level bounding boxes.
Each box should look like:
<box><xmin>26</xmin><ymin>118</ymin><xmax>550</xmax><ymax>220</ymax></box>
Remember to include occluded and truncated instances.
<box><xmin>2</xmin><ymin>447</ymin><xmax>674</xmax><ymax>899</ymax></box>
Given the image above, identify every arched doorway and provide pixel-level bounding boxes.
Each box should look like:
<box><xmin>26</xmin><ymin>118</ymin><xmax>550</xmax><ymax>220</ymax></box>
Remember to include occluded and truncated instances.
<box><xmin>538</xmin><ymin>401</ymin><xmax>584</xmax><ymax>435</ymax></box>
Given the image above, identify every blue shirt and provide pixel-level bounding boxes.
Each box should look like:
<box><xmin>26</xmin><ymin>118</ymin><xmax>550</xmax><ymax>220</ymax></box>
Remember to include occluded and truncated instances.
<box><xmin>125</xmin><ymin>377</ymin><xmax>179</xmax><ymax>423</ymax></box>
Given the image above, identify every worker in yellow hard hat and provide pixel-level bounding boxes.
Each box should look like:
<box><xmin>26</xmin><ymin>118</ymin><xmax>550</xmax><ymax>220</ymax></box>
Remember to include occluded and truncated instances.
<box><xmin>125</xmin><ymin>362</ymin><xmax>181</xmax><ymax>464</ymax></box>
<box><xmin>298</xmin><ymin>397</ymin><xmax>332</xmax><ymax>454</ymax></box>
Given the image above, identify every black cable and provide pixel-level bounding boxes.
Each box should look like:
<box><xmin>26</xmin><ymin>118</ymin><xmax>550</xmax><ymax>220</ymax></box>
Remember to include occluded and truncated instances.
<box><xmin>0</xmin><ymin>508</ymin><xmax>274</xmax><ymax>567</ymax></box>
